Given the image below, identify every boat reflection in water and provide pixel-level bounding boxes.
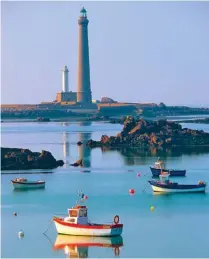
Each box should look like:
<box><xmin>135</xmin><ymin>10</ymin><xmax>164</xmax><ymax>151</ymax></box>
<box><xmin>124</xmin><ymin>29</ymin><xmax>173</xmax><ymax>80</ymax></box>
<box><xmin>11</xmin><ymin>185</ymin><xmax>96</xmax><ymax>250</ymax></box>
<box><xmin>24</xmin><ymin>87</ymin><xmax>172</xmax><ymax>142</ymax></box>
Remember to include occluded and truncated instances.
<box><xmin>53</xmin><ymin>234</ymin><xmax>123</xmax><ymax>258</ymax></box>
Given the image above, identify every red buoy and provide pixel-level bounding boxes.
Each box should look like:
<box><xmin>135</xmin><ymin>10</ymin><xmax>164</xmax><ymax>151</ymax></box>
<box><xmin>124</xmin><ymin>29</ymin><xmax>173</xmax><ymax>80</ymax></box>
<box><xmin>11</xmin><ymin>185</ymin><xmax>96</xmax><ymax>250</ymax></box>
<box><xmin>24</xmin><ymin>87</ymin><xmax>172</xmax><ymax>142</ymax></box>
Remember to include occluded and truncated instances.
<box><xmin>137</xmin><ymin>173</ymin><xmax>141</xmax><ymax>177</ymax></box>
<box><xmin>84</xmin><ymin>195</ymin><xmax>88</xmax><ymax>200</ymax></box>
<box><xmin>14</xmin><ymin>212</ymin><xmax>17</xmax><ymax>216</ymax></box>
<box><xmin>129</xmin><ymin>189</ymin><xmax>135</xmax><ymax>194</ymax></box>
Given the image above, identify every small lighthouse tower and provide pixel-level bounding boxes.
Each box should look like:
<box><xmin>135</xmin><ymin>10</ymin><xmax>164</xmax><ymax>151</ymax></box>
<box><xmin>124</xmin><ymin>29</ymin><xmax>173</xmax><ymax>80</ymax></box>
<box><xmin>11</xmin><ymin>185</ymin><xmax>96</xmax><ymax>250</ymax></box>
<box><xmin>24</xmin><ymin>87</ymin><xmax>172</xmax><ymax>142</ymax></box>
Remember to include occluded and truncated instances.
<box><xmin>62</xmin><ymin>65</ymin><xmax>69</xmax><ymax>92</ymax></box>
<box><xmin>56</xmin><ymin>65</ymin><xmax>77</xmax><ymax>103</ymax></box>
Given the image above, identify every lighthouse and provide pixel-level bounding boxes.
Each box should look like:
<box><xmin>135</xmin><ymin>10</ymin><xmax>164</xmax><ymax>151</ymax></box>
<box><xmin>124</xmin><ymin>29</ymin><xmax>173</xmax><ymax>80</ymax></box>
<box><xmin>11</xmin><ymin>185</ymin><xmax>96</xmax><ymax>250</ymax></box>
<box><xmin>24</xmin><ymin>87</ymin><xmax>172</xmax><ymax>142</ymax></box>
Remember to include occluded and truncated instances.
<box><xmin>62</xmin><ymin>65</ymin><xmax>69</xmax><ymax>92</ymax></box>
<box><xmin>77</xmin><ymin>7</ymin><xmax>92</xmax><ymax>104</ymax></box>
<box><xmin>56</xmin><ymin>65</ymin><xmax>77</xmax><ymax>103</ymax></box>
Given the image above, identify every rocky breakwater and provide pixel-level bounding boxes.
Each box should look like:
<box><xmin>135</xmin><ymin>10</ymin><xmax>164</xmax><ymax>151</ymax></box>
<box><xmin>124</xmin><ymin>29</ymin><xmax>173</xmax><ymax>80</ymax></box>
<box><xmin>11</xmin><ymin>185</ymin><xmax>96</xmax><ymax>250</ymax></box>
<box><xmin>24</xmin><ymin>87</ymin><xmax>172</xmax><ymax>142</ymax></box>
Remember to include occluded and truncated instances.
<box><xmin>1</xmin><ymin>148</ymin><xmax>64</xmax><ymax>170</ymax></box>
<box><xmin>87</xmin><ymin>117</ymin><xmax>209</xmax><ymax>149</ymax></box>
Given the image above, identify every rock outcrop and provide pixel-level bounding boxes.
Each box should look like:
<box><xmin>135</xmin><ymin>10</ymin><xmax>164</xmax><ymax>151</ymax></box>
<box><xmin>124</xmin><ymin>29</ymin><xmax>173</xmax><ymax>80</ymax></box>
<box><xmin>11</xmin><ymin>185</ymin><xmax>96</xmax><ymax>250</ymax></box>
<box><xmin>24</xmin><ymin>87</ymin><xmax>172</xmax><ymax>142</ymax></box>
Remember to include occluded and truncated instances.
<box><xmin>37</xmin><ymin>117</ymin><xmax>50</xmax><ymax>122</ymax></box>
<box><xmin>70</xmin><ymin>159</ymin><xmax>83</xmax><ymax>167</ymax></box>
<box><xmin>1</xmin><ymin>148</ymin><xmax>64</xmax><ymax>170</ymax></box>
<box><xmin>101</xmin><ymin>97</ymin><xmax>117</xmax><ymax>103</ymax></box>
<box><xmin>77</xmin><ymin>141</ymin><xmax>83</xmax><ymax>146</ymax></box>
<box><xmin>86</xmin><ymin>117</ymin><xmax>209</xmax><ymax>149</ymax></box>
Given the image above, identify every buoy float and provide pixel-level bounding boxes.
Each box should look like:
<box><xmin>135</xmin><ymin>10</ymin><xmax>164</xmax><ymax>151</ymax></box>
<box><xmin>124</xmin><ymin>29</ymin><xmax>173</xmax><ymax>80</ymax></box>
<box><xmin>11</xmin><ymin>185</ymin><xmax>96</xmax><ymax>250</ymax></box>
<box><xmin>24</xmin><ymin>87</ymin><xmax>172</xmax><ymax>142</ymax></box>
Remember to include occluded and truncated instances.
<box><xmin>150</xmin><ymin>206</ymin><xmax>155</xmax><ymax>212</ymax></box>
<box><xmin>13</xmin><ymin>212</ymin><xmax>17</xmax><ymax>216</ymax></box>
<box><xmin>18</xmin><ymin>231</ymin><xmax>24</xmax><ymax>239</ymax></box>
<box><xmin>84</xmin><ymin>195</ymin><xmax>88</xmax><ymax>200</ymax></box>
<box><xmin>129</xmin><ymin>189</ymin><xmax>135</xmax><ymax>194</ymax></box>
<box><xmin>137</xmin><ymin>173</ymin><xmax>141</xmax><ymax>177</ymax></box>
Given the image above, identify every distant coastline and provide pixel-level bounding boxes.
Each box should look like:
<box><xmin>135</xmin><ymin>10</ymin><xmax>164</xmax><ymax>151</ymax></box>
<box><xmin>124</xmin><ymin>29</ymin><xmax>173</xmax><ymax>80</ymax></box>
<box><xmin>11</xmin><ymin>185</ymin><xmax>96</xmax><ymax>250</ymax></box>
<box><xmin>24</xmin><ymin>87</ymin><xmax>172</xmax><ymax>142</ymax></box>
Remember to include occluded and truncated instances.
<box><xmin>175</xmin><ymin>118</ymin><xmax>209</xmax><ymax>124</ymax></box>
<box><xmin>2</xmin><ymin>114</ymin><xmax>209</xmax><ymax>124</ymax></box>
<box><xmin>1</xmin><ymin>102</ymin><xmax>209</xmax><ymax>123</ymax></box>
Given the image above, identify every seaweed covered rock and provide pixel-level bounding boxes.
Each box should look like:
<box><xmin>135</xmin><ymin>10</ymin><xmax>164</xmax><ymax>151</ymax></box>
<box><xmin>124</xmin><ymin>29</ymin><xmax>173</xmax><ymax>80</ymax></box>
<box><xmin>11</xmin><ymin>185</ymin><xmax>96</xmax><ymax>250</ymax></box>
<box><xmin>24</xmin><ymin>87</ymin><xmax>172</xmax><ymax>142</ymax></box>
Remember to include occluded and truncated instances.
<box><xmin>1</xmin><ymin>147</ymin><xmax>64</xmax><ymax>170</ymax></box>
<box><xmin>86</xmin><ymin>117</ymin><xmax>209</xmax><ymax>149</ymax></box>
<box><xmin>70</xmin><ymin>159</ymin><xmax>83</xmax><ymax>167</ymax></box>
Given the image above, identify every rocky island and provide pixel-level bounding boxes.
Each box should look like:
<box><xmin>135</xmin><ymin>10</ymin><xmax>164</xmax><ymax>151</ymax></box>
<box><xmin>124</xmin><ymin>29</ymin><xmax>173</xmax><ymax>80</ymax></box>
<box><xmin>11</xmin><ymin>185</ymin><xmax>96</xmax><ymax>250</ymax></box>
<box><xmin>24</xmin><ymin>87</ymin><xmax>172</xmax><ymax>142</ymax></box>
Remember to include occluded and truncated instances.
<box><xmin>87</xmin><ymin>117</ymin><xmax>209</xmax><ymax>149</ymax></box>
<box><xmin>1</xmin><ymin>148</ymin><xmax>64</xmax><ymax>170</ymax></box>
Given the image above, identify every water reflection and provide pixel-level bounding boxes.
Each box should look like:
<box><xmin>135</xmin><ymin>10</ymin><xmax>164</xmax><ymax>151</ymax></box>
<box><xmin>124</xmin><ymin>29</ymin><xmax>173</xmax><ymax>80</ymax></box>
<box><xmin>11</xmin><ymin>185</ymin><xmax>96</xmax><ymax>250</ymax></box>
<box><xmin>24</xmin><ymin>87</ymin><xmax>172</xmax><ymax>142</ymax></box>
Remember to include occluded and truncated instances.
<box><xmin>53</xmin><ymin>235</ymin><xmax>123</xmax><ymax>258</ymax></box>
<box><xmin>12</xmin><ymin>188</ymin><xmax>46</xmax><ymax>193</ymax></box>
<box><xmin>61</xmin><ymin>123</ymin><xmax>70</xmax><ymax>167</ymax></box>
<box><xmin>63</xmin><ymin>132</ymin><xmax>70</xmax><ymax>167</ymax></box>
<box><xmin>78</xmin><ymin>133</ymin><xmax>91</xmax><ymax>168</ymax></box>
<box><xmin>61</xmin><ymin>122</ymin><xmax>92</xmax><ymax>169</ymax></box>
<box><xmin>78</xmin><ymin>122</ymin><xmax>92</xmax><ymax>169</ymax></box>
<box><xmin>101</xmin><ymin>146</ymin><xmax>209</xmax><ymax>165</ymax></box>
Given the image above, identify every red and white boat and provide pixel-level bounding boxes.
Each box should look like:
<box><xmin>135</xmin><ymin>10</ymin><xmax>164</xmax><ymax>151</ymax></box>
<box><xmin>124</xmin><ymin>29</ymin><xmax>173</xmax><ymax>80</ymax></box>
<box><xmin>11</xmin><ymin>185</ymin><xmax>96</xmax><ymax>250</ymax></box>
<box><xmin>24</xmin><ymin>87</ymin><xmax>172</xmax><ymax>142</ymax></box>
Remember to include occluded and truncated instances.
<box><xmin>53</xmin><ymin>192</ymin><xmax>123</xmax><ymax>237</ymax></box>
<box><xmin>53</xmin><ymin>234</ymin><xmax>123</xmax><ymax>257</ymax></box>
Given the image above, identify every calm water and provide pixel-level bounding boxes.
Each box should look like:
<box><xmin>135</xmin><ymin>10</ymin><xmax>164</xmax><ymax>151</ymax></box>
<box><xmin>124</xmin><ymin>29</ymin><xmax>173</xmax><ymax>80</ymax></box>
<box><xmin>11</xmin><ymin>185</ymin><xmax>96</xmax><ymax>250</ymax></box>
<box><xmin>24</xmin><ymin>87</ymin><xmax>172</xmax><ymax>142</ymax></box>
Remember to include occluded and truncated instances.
<box><xmin>1</xmin><ymin>121</ymin><xmax>209</xmax><ymax>258</ymax></box>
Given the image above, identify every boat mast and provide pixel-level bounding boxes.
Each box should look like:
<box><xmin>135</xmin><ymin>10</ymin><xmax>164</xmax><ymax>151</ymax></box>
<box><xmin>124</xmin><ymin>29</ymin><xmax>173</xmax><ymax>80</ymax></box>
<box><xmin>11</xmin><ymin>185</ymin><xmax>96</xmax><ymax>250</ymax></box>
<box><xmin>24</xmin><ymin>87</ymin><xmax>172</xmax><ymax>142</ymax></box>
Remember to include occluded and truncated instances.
<box><xmin>76</xmin><ymin>190</ymin><xmax>85</xmax><ymax>205</ymax></box>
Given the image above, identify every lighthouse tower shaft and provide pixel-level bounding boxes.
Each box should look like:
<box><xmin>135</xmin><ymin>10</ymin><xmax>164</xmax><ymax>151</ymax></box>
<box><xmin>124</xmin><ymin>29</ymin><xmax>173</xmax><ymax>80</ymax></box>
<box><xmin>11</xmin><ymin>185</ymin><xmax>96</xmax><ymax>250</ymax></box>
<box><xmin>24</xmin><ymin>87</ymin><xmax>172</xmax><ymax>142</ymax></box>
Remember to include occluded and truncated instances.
<box><xmin>77</xmin><ymin>8</ymin><xmax>92</xmax><ymax>104</ymax></box>
<box><xmin>62</xmin><ymin>66</ymin><xmax>69</xmax><ymax>92</ymax></box>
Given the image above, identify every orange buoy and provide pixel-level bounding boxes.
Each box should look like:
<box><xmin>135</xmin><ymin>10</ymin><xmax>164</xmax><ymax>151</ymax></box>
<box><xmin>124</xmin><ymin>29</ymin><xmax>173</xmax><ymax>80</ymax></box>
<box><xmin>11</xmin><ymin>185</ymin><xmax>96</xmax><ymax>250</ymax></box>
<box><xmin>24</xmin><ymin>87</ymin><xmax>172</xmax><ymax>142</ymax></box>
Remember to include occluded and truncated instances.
<box><xmin>137</xmin><ymin>173</ymin><xmax>141</xmax><ymax>177</ymax></box>
<box><xmin>84</xmin><ymin>195</ymin><xmax>88</xmax><ymax>200</ymax></box>
<box><xmin>129</xmin><ymin>189</ymin><xmax>135</xmax><ymax>194</ymax></box>
<box><xmin>14</xmin><ymin>212</ymin><xmax>17</xmax><ymax>216</ymax></box>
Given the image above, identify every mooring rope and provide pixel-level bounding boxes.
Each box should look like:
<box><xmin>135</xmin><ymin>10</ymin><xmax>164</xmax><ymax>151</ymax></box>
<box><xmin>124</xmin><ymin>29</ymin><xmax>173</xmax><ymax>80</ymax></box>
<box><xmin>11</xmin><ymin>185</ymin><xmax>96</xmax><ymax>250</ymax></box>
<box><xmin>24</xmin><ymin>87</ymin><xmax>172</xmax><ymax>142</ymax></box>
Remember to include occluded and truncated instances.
<box><xmin>142</xmin><ymin>179</ymin><xmax>150</xmax><ymax>192</ymax></box>
<box><xmin>43</xmin><ymin>232</ymin><xmax>54</xmax><ymax>247</ymax></box>
<box><xmin>43</xmin><ymin>219</ymin><xmax>53</xmax><ymax>234</ymax></box>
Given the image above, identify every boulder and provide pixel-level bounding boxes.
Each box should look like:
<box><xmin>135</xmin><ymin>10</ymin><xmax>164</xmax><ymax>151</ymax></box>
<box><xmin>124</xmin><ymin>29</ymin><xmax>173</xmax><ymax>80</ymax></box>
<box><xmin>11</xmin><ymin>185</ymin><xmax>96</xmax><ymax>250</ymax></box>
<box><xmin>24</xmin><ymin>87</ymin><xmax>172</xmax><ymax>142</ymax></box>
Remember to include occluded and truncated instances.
<box><xmin>37</xmin><ymin>117</ymin><xmax>50</xmax><ymax>122</ymax></box>
<box><xmin>70</xmin><ymin>159</ymin><xmax>83</xmax><ymax>167</ymax></box>
<box><xmin>101</xmin><ymin>135</ymin><xmax>110</xmax><ymax>144</ymax></box>
<box><xmin>1</xmin><ymin>147</ymin><xmax>64</xmax><ymax>170</ymax></box>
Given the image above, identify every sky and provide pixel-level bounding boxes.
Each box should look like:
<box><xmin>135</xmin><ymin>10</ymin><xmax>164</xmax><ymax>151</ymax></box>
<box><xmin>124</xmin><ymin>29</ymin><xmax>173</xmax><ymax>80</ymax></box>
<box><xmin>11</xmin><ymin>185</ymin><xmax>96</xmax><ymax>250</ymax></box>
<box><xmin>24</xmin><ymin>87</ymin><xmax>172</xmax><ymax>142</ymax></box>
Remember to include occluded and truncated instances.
<box><xmin>1</xmin><ymin>1</ymin><xmax>209</xmax><ymax>106</ymax></box>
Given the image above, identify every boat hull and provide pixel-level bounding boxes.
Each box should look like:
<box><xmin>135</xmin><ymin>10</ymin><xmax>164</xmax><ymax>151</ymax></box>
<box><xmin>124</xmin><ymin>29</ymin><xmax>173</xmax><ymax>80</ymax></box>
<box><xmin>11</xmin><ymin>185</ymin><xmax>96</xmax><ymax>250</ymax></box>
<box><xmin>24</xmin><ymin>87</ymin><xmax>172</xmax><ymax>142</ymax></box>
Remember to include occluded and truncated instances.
<box><xmin>148</xmin><ymin>180</ymin><xmax>206</xmax><ymax>193</ymax></box>
<box><xmin>53</xmin><ymin>217</ymin><xmax>123</xmax><ymax>237</ymax></box>
<box><xmin>11</xmin><ymin>180</ymin><xmax>45</xmax><ymax>189</ymax></box>
<box><xmin>150</xmin><ymin>167</ymin><xmax>186</xmax><ymax>177</ymax></box>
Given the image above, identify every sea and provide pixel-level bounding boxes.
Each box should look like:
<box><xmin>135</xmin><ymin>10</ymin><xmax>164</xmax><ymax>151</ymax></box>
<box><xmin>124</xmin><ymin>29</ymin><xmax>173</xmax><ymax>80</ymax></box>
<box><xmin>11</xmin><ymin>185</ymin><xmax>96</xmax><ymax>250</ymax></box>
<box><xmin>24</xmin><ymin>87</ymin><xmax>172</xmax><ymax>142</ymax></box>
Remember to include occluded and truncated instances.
<box><xmin>1</xmin><ymin>120</ymin><xmax>209</xmax><ymax>258</ymax></box>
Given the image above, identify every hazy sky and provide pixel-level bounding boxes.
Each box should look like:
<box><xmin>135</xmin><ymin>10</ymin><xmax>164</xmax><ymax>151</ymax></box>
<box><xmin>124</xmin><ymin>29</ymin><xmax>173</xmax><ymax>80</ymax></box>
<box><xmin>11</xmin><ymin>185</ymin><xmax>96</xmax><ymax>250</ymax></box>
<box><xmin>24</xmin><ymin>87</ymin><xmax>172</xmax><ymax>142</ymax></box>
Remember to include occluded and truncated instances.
<box><xmin>1</xmin><ymin>1</ymin><xmax>209</xmax><ymax>106</ymax></box>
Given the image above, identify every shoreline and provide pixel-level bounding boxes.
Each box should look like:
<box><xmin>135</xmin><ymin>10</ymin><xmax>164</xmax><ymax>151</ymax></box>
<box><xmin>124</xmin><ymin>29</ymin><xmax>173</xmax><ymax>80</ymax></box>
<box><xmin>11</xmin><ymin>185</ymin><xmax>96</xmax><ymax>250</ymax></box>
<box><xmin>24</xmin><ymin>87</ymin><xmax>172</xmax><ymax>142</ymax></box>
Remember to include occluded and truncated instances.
<box><xmin>1</xmin><ymin>114</ymin><xmax>209</xmax><ymax>124</ymax></box>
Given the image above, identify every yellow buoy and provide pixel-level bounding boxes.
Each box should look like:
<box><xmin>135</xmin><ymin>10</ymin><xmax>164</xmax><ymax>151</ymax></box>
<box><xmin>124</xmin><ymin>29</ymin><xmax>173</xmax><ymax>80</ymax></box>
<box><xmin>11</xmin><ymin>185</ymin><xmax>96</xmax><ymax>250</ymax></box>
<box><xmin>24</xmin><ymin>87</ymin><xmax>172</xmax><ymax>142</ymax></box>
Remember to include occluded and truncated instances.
<box><xmin>150</xmin><ymin>206</ymin><xmax>155</xmax><ymax>212</ymax></box>
<box><xmin>18</xmin><ymin>231</ymin><xmax>24</xmax><ymax>239</ymax></box>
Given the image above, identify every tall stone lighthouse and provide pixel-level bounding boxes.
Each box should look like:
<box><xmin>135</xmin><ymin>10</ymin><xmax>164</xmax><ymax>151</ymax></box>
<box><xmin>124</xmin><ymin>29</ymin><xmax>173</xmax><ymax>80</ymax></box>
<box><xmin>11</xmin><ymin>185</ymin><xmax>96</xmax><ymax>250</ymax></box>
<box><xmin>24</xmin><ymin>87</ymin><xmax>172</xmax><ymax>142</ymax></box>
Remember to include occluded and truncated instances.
<box><xmin>77</xmin><ymin>7</ymin><xmax>92</xmax><ymax>104</ymax></box>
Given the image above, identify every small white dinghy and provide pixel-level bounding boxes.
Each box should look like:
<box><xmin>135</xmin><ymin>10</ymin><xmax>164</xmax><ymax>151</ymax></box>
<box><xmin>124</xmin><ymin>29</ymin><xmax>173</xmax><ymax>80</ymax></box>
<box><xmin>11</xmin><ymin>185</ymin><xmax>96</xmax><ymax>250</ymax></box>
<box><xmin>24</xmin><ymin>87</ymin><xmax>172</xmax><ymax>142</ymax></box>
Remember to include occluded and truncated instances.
<box><xmin>11</xmin><ymin>178</ymin><xmax>45</xmax><ymax>189</ymax></box>
<box><xmin>53</xmin><ymin>191</ymin><xmax>123</xmax><ymax>237</ymax></box>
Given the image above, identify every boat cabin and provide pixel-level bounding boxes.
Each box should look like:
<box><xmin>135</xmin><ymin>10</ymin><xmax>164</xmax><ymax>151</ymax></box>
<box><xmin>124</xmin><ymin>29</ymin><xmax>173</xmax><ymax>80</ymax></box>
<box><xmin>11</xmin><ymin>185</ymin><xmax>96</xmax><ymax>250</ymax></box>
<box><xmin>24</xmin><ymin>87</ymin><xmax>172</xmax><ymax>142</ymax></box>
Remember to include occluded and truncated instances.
<box><xmin>159</xmin><ymin>173</ymin><xmax>170</xmax><ymax>184</ymax></box>
<box><xmin>154</xmin><ymin>160</ymin><xmax>165</xmax><ymax>170</ymax></box>
<box><xmin>64</xmin><ymin>205</ymin><xmax>88</xmax><ymax>225</ymax></box>
<box><xmin>15</xmin><ymin>178</ymin><xmax>27</xmax><ymax>182</ymax></box>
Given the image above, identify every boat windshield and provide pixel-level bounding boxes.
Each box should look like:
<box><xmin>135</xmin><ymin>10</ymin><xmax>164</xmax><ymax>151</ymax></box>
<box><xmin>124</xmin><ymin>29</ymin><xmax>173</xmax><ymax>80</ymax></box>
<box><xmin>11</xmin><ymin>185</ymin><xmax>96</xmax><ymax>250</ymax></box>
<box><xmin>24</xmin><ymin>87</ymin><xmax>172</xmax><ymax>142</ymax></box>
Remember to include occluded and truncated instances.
<box><xmin>155</xmin><ymin>162</ymin><xmax>165</xmax><ymax>169</ymax></box>
<box><xmin>79</xmin><ymin>209</ymin><xmax>87</xmax><ymax>217</ymax></box>
<box><xmin>69</xmin><ymin>210</ymin><xmax>78</xmax><ymax>217</ymax></box>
